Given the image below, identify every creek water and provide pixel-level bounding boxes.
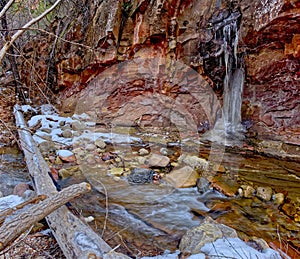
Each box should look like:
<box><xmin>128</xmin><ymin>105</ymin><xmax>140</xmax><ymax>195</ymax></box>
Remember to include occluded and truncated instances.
<box><xmin>61</xmin><ymin>130</ymin><xmax>300</xmax><ymax>256</ymax></box>
<box><xmin>1</xmin><ymin>133</ymin><xmax>299</xmax><ymax>257</ymax></box>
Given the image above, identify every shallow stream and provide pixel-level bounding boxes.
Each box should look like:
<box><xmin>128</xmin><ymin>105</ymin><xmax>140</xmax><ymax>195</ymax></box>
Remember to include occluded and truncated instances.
<box><xmin>1</xmin><ymin>131</ymin><xmax>299</xmax><ymax>257</ymax></box>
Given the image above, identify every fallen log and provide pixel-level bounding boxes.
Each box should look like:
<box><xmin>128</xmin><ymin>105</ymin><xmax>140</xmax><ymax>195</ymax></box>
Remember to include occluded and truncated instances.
<box><xmin>0</xmin><ymin>182</ymin><xmax>90</xmax><ymax>250</ymax></box>
<box><xmin>0</xmin><ymin>195</ymin><xmax>47</xmax><ymax>225</ymax></box>
<box><xmin>13</xmin><ymin>105</ymin><xmax>130</xmax><ymax>259</ymax></box>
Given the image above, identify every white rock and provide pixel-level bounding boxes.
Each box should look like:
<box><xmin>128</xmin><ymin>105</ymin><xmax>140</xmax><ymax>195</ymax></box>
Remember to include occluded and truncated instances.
<box><xmin>57</xmin><ymin>150</ymin><xmax>74</xmax><ymax>158</ymax></box>
<box><xmin>138</xmin><ymin>148</ymin><xmax>149</xmax><ymax>156</ymax></box>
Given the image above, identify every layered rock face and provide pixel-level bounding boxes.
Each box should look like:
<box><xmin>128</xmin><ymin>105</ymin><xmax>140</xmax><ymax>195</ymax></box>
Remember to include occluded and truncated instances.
<box><xmin>21</xmin><ymin>0</ymin><xmax>299</xmax><ymax>144</ymax></box>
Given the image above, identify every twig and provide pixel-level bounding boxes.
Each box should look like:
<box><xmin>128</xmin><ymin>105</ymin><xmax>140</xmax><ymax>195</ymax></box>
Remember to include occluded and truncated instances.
<box><xmin>93</xmin><ymin>178</ymin><xmax>109</xmax><ymax>238</ymax></box>
<box><xmin>0</xmin><ymin>26</ymin><xmax>95</xmax><ymax>51</ymax></box>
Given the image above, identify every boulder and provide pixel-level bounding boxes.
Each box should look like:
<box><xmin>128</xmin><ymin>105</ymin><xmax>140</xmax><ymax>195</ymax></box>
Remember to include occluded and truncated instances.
<box><xmin>179</xmin><ymin>217</ymin><xmax>238</xmax><ymax>254</ymax></box>
<box><xmin>166</xmin><ymin>166</ymin><xmax>199</xmax><ymax>188</ymax></box>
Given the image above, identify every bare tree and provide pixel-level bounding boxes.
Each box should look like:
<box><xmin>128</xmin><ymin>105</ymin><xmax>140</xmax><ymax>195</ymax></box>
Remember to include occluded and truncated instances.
<box><xmin>0</xmin><ymin>0</ymin><xmax>62</xmax><ymax>64</ymax></box>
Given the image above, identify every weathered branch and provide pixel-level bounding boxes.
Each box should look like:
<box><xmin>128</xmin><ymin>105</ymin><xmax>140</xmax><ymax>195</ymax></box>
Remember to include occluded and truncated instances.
<box><xmin>0</xmin><ymin>0</ymin><xmax>14</xmax><ymax>20</ymax></box>
<box><xmin>0</xmin><ymin>182</ymin><xmax>91</xmax><ymax>251</ymax></box>
<box><xmin>0</xmin><ymin>195</ymin><xmax>47</xmax><ymax>226</ymax></box>
<box><xmin>0</xmin><ymin>0</ymin><xmax>62</xmax><ymax>63</ymax></box>
<box><xmin>14</xmin><ymin>105</ymin><xmax>131</xmax><ymax>259</ymax></box>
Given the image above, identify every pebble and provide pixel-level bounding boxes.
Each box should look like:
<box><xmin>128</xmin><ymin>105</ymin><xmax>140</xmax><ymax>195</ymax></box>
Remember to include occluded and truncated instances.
<box><xmin>95</xmin><ymin>138</ymin><xmax>106</xmax><ymax>149</ymax></box>
<box><xmin>71</xmin><ymin>120</ymin><xmax>85</xmax><ymax>131</ymax></box>
<box><xmin>57</xmin><ymin>150</ymin><xmax>76</xmax><ymax>162</ymax></box>
<box><xmin>273</xmin><ymin>193</ymin><xmax>285</xmax><ymax>205</ymax></box>
<box><xmin>39</xmin><ymin>141</ymin><xmax>55</xmax><ymax>154</ymax></box>
<box><xmin>138</xmin><ymin>148</ymin><xmax>149</xmax><ymax>156</ymax></box>
<box><xmin>62</xmin><ymin>129</ymin><xmax>73</xmax><ymax>138</ymax></box>
<box><xmin>178</xmin><ymin>154</ymin><xmax>208</xmax><ymax>170</ymax></box>
<box><xmin>85</xmin><ymin>143</ymin><xmax>96</xmax><ymax>151</ymax></box>
<box><xmin>159</xmin><ymin>147</ymin><xmax>168</xmax><ymax>156</ymax></box>
<box><xmin>239</xmin><ymin>185</ymin><xmax>255</xmax><ymax>198</ymax></box>
<box><xmin>256</xmin><ymin>186</ymin><xmax>273</xmax><ymax>201</ymax></box>
<box><xmin>109</xmin><ymin>167</ymin><xmax>125</xmax><ymax>176</ymax></box>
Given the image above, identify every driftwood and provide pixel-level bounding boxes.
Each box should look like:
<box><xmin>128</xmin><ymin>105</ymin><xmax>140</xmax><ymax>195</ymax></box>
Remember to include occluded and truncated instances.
<box><xmin>13</xmin><ymin>105</ymin><xmax>130</xmax><ymax>259</ymax></box>
<box><xmin>0</xmin><ymin>182</ymin><xmax>90</xmax><ymax>250</ymax></box>
<box><xmin>0</xmin><ymin>195</ymin><xmax>47</xmax><ymax>225</ymax></box>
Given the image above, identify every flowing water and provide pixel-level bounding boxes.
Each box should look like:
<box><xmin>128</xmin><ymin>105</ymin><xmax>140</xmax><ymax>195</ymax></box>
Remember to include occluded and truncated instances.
<box><xmin>56</xmin><ymin>130</ymin><xmax>300</xmax><ymax>256</ymax></box>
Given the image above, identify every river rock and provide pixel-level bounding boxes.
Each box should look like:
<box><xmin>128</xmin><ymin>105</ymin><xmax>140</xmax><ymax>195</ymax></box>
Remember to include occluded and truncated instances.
<box><xmin>179</xmin><ymin>217</ymin><xmax>238</xmax><ymax>254</ymax></box>
<box><xmin>95</xmin><ymin>138</ymin><xmax>106</xmax><ymax>149</ymax></box>
<box><xmin>127</xmin><ymin>168</ymin><xmax>155</xmax><ymax>184</ymax></box>
<box><xmin>256</xmin><ymin>186</ymin><xmax>273</xmax><ymax>201</ymax></box>
<box><xmin>62</xmin><ymin>129</ymin><xmax>73</xmax><ymax>138</ymax></box>
<box><xmin>85</xmin><ymin>143</ymin><xmax>97</xmax><ymax>152</ymax></box>
<box><xmin>273</xmin><ymin>193</ymin><xmax>285</xmax><ymax>205</ymax></box>
<box><xmin>138</xmin><ymin>148</ymin><xmax>149</xmax><ymax>156</ymax></box>
<box><xmin>71</xmin><ymin>120</ymin><xmax>85</xmax><ymax>131</ymax></box>
<box><xmin>166</xmin><ymin>166</ymin><xmax>199</xmax><ymax>188</ymax></box>
<box><xmin>196</xmin><ymin>177</ymin><xmax>210</xmax><ymax>194</ymax></box>
<box><xmin>0</xmin><ymin>191</ymin><xmax>2</xmax><ymax>198</ymax></box>
<box><xmin>148</xmin><ymin>154</ymin><xmax>170</xmax><ymax>167</ymax></box>
<box><xmin>109</xmin><ymin>167</ymin><xmax>125</xmax><ymax>176</ymax></box>
<box><xmin>57</xmin><ymin>149</ymin><xmax>76</xmax><ymax>162</ymax></box>
<box><xmin>178</xmin><ymin>154</ymin><xmax>208</xmax><ymax>170</ymax></box>
<box><xmin>239</xmin><ymin>185</ymin><xmax>255</xmax><ymax>198</ymax></box>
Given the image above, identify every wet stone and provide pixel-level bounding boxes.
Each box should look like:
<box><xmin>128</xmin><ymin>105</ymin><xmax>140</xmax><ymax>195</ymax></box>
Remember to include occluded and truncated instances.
<box><xmin>197</xmin><ymin>177</ymin><xmax>210</xmax><ymax>194</ymax></box>
<box><xmin>127</xmin><ymin>168</ymin><xmax>156</xmax><ymax>184</ymax></box>
<box><xmin>256</xmin><ymin>186</ymin><xmax>273</xmax><ymax>201</ymax></box>
<box><xmin>166</xmin><ymin>166</ymin><xmax>199</xmax><ymax>188</ymax></box>
<box><xmin>40</xmin><ymin>128</ymin><xmax>52</xmax><ymax>134</ymax></box>
<box><xmin>178</xmin><ymin>154</ymin><xmax>208</xmax><ymax>170</ymax></box>
<box><xmin>109</xmin><ymin>167</ymin><xmax>125</xmax><ymax>176</ymax></box>
<box><xmin>39</xmin><ymin>141</ymin><xmax>55</xmax><ymax>154</ymax></box>
<box><xmin>148</xmin><ymin>154</ymin><xmax>170</xmax><ymax>167</ymax></box>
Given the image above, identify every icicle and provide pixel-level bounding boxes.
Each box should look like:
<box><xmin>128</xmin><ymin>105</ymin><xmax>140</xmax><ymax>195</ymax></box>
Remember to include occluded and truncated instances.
<box><xmin>233</xmin><ymin>22</ymin><xmax>239</xmax><ymax>68</ymax></box>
